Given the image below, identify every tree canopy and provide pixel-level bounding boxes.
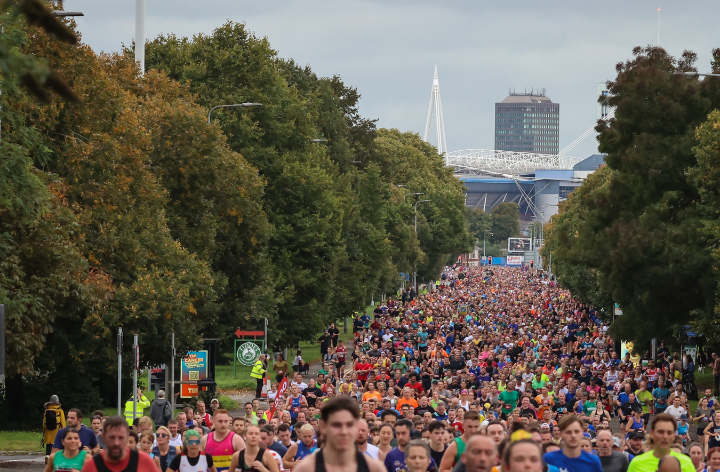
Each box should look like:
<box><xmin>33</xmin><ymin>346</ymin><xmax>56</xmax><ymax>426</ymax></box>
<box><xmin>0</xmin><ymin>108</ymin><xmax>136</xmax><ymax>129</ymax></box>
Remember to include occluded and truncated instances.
<box><xmin>543</xmin><ymin>46</ymin><xmax>720</xmax><ymax>348</ymax></box>
<box><xmin>0</xmin><ymin>14</ymin><xmax>470</xmax><ymax>421</ymax></box>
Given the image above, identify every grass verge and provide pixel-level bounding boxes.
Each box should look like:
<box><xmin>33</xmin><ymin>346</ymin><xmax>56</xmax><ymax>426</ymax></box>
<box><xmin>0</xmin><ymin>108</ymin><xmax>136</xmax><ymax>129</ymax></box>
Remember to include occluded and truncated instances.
<box><xmin>0</xmin><ymin>431</ymin><xmax>43</xmax><ymax>453</ymax></box>
<box><xmin>215</xmin><ymin>324</ymin><xmax>355</xmax><ymax>391</ymax></box>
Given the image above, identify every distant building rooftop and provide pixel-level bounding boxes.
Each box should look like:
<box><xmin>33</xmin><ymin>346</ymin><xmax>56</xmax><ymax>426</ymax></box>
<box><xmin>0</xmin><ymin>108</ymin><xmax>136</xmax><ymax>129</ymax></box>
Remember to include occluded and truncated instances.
<box><xmin>501</xmin><ymin>94</ymin><xmax>553</xmax><ymax>104</ymax></box>
<box><xmin>573</xmin><ymin>153</ymin><xmax>606</xmax><ymax>171</ymax></box>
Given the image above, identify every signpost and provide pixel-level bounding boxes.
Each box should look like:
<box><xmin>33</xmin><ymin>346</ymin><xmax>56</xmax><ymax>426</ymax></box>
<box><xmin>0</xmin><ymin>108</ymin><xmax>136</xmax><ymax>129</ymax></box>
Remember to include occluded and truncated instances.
<box><xmin>180</xmin><ymin>351</ymin><xmax>208</xmax><ymax>398</ymax></box>
<box><xmin>237</xmin><ymin>342</ymin><xmax>261</xmax><ymax>366</ymax></box>
<box><xmin>233</xmin><ymin>330</ymin><xmax>265</xmax><ymax>378</ymax></box>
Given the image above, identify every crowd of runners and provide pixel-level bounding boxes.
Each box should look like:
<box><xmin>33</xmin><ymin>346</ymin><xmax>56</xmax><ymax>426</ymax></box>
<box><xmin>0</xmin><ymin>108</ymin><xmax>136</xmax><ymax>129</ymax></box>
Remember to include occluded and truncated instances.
<box><xmin>41</xmin><ymin>266</ymin><xmax>720</xmax><ymax>472</ymax></box>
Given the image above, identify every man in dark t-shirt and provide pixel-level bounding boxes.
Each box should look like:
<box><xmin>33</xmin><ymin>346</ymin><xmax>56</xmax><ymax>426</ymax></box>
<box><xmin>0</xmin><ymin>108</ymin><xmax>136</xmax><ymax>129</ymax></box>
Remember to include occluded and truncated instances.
<box><xmin>327</xmin><ymin>323</ymin><xmax>340</xmax><ymax>347</ymax></box>
<box><xmin>318</xmin><ymin>332</ymin><xmax>331</xmax><ymax>357</ymax></box>
<box><xmin>53</xmin><ymin>409</ymin><xmax>99</xmax><ymax>453</ymax></box>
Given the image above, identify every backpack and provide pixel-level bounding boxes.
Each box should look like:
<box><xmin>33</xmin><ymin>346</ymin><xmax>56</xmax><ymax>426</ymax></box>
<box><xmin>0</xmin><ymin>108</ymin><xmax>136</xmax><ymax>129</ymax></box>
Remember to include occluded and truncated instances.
<box><xmin>163</xmin><ymin>401</ymin><xmax>172</xmax><ymax>421</ymax></box>
<box><xmin>45</xmin><ymin>409</ymin><xmax>58</xmax><ymax>430</ymax></box>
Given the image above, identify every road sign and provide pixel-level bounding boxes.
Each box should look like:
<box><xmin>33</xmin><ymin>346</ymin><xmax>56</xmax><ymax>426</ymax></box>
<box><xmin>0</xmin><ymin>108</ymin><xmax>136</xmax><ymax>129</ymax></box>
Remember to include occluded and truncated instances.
<box><xmin>236</xmin><ymin>342</ymin><xmax>261</xmax><ymax>366</ymax></box>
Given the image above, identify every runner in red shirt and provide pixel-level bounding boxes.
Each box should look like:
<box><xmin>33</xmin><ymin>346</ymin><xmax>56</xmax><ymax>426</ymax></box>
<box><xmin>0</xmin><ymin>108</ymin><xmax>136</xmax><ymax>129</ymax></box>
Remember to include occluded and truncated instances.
<box><xmin>336</xmin><ymin>344</ymin><xmax>347</xmax><ymax>377</ymax></box>
<box><xmin>354</xmin><ymin>355</ymin><xmax>374</xmax><ymax>386</ymax></box>
<box><xmin>405</xmin><ymin>373</ymin><xmax>424</xmax><ymax>395</ymax></box>
<box><xmin>81</xmin><ymin>416</ymin><xmax>157</xmax><ymax>472</ymax></box>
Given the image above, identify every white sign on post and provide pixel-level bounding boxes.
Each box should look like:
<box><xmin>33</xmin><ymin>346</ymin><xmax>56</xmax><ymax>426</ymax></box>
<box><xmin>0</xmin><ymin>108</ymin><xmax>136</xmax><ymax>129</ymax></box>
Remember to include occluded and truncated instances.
<box><xmin>507</xmin><ymin>256</ymin><xmax>524</xmax><ymax>265</ymax></box>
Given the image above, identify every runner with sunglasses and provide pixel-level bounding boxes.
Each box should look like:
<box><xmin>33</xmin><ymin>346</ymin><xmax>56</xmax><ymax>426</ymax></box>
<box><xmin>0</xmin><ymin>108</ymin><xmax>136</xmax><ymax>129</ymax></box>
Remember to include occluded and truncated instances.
<box><xmin>168</xmin><ymin>430</ymin><xmax>216</xmax><ymax>472</ymax></box>
<box><xmin>153</xmin><ymin>426</ymin><xmax>181</xmax><ymax>472</ymax></box>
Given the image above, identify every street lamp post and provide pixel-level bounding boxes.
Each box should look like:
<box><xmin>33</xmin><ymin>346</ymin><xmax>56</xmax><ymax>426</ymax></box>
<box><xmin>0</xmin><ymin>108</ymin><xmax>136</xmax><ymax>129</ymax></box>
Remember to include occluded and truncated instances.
<box><xmin>414</xmin><ymin>200</ymin><xmax>431</xmax><ymax>233</ymax></box>
<box><xmin>403</xmin><ymin>192</ymin><xmax>423</xmax><ymax>203</ymax></box>
<box><xmin>135</xmin><ymin>0</ymin><xmax>144</xmax><ymax>74</ymax></box>
<box><xmin>52</xmin><ymin>11</ymin><xmax>84</xmax><ymax>16</ymax></box>
<box><xmin>674</xmin><ymin>71</ymin><xmax>720</xmax><ymax>78</ymax></box>
<box><xmin>208</xmin><ymin>103</ymin><xmax>262</xmax><ymax>124</ymax></box>
<box><xmin>483</xmin><ymin>230</ymin><xmax>492</xmax><ymax>257</ymax></box>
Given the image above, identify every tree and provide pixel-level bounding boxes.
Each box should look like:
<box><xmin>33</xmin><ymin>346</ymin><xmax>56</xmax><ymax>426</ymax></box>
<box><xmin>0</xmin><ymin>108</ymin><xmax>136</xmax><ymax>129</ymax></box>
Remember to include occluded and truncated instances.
<box><xmin>544</xmin><ymin>46</ymin><xmax>720</xmax><ymax>348</ymax></box>
<box><xmin>146</xmin><ymin>24</ymin><xmax>472</xmax><ymax>345</ymax></box>
<box><xmin>689</xmin><ymin>105</ymin><xmax>720</xmax><ymax>345</ymax></box>
<box><xmin>0</xmin><ymin>15</ymin><xmax>265</xmax><ymax>418</ymax></box>
<box><xmin>490</xmin><ymin>202</ymin><xmax>520</xmax><ymax>243</ymax></box>
<box><xmin>541</xmin><ymin>168</ymin><xmax>614</xmax><ymax>315</ymax></box>
<box><xmin>145</xmin><ymin>24</ymin><xmax>358</xmax><ymax>347</ymax></box>
<box><xmin>464</xmin><ymin>208</ymin><xmax>491</xmax><ymax>244</ymax></box>
<box><xmin>371</xmin><ymin>129</ymin><xmax>472</xmax><ymax>279</ymax></box>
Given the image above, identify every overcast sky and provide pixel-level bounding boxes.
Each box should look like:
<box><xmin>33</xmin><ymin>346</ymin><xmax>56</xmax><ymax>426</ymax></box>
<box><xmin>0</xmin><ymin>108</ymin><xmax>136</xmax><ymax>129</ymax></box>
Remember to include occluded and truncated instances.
<box><xmin>64</xmin><ymin>0</ymin><xmax>720</xmax><ymax>160</ymax></box>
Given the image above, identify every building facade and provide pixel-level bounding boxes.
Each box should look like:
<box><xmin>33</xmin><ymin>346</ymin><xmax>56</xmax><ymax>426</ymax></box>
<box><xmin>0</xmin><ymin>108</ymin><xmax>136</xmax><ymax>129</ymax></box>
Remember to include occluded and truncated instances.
<box><xmin>495</xmin><ymin>90</ymin><xmax>559</xmax><ymax>155</ymax></box>
<box><xmin>596</xmin><ymin>82</ymin><xmax>610</xmax><ymax>120</ymax></box>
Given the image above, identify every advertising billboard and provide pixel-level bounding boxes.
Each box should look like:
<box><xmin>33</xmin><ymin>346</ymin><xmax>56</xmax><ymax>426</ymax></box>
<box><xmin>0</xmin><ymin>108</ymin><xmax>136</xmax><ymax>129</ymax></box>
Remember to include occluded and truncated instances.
<box><xmin>181</xmin><ymin>351</ymin><xmax>208</xmax><ymax>398</ymax></box>
<box><xmin>508</xmin><ymin>238</ymin><xmax>531</xmax><ymax>254</ymax></box>
<box><xmin>507</xmin><ymin>256</ymin><xmax>524</xmax><ymax>265</ymax></box>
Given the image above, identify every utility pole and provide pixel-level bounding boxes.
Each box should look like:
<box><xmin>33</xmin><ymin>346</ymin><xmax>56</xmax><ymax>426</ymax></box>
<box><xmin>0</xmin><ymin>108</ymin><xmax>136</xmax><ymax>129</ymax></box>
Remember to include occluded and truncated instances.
<box><xmin>135</xmin><ymin>0</ymin><xmax>145</xmax><ymax>74</ymax></box>
<box><xmin>117</xmin><ymin>328</ymin><xmax>123</xmax><ymax>414</ymax></box>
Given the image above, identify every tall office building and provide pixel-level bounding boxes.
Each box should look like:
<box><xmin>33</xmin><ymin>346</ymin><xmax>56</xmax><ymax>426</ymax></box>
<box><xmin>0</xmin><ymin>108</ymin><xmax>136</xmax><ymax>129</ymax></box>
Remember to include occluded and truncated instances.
<box><xmin>495</xmin><ymin>89</ymin><xmax>559</xmax><ymax>155</ymax></box>
<box><xmin>597</xmin><ymin>83</ymin><xmax>610</xmax><ymax>120</ymax></box>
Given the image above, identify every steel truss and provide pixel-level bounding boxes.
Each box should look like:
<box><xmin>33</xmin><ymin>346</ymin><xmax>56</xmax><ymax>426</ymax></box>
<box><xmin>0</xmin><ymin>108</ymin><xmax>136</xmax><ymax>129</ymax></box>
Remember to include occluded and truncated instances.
<box><xmin>446</xmin><ymin>149</ymin><xmax>582</xmax><ymax>175</ymax></box>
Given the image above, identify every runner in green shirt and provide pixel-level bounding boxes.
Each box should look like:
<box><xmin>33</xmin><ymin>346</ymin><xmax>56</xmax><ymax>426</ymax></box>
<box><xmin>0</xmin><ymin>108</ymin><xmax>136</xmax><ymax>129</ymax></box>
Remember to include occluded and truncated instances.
<box><xmin>635</xmin><ymin>381</ymin><xmax>654</xmax><ymax>419</ymax></box>
<box><xmin>391</xmin><ymin>359</ymin><xmax>407</xmax><ymax>374</ymax></box>
<box><xmin>498</xmin><ymin>380</ymin><xmax>519</xmax><ymax>416</ymax></box>
<box><xmin>628</xmin><ymin>413</ymin><xmax>694</xmax><ymax>472</ymax></box>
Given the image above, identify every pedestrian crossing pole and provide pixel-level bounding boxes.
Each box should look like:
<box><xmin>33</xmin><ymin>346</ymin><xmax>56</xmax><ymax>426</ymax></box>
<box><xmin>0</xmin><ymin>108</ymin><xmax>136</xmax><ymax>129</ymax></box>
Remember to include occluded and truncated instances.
<box><xmin>170</xmin><ymin>333</ymin><xmax>175</xmax><ymax>413</ymax></box>
<box><xmin>117</xmin><ymin>328</ymin><xmax>122</xmax><ymax>415</ymax></box>
<box><xmin>133</xmin><ymin>334</ymin><xmax>139</xmax><ymax>420</ymax></box>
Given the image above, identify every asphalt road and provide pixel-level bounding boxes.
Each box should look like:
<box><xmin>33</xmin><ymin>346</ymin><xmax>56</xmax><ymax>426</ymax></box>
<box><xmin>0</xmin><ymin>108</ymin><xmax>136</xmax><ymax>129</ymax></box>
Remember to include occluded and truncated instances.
<box><xmin>0</xmin><ymin>456</ymin><xmax>44</xmax><ymax>471</ymax></box>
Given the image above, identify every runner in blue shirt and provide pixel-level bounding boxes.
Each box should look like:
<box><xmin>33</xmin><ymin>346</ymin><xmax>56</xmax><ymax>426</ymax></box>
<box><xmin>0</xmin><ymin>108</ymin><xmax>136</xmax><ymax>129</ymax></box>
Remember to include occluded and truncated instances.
<box><xmin>652</xmin><ymin>385</ymin><xmax>671</xmax><ymax>414</ymax></box>
<box><xmin>384</xmin><ymin>420</ymin><xmax>436</xmax><ymax>472</ymax></box>
<box><xmin>544</xmin><ymin>415</ymin><xmax>602</xmax><ymax>472</ymax></box>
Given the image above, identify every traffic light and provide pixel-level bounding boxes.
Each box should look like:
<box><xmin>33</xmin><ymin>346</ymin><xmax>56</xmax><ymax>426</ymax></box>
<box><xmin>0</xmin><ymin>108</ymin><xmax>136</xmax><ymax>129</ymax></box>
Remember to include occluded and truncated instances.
<box><xmin>530</xmin><ymin>260</ymin><xmax>534</xmax><ymax>269</ymax></box>
<box><xmin>488</xmin><ymin>256</ymin><xmax>493</xmax><ymax>265</ymax></box>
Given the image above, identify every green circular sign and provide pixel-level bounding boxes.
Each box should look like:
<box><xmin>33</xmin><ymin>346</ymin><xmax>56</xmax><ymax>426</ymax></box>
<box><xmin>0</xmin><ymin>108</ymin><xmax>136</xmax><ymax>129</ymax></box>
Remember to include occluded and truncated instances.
<box><xmin>237</xmin><ymin>342</ymin><xmax>261</xmax><ymax>366</ymax></box>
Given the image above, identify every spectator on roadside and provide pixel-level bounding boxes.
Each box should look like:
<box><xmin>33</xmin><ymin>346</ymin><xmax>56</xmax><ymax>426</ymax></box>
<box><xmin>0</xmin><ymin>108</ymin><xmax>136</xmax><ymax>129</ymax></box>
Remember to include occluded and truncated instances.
<box><xmin>43</xmin><ymin>395</ymin><xmax>66</xmax><ymax>457</ymax></box>
<box><xmin>150</xmin><ymin>390</ymin><xmax>172</xmax><ymax>428</ymax></box>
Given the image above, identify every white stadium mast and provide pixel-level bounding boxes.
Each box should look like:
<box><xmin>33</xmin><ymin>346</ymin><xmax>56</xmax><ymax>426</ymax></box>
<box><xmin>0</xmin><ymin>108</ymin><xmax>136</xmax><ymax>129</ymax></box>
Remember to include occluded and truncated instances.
<box><xmin>424</xmin><ymin>65</ymin><xmax>448</xmax><ymax>155</ymax></box>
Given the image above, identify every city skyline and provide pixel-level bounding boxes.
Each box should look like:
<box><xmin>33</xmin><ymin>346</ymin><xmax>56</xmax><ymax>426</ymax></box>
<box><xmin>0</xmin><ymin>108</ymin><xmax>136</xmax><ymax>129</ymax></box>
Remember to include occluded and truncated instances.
<box><xmin>62</xmin><ymin>0</ymin><xmax>720</xmax><ymax>160</ymax></box>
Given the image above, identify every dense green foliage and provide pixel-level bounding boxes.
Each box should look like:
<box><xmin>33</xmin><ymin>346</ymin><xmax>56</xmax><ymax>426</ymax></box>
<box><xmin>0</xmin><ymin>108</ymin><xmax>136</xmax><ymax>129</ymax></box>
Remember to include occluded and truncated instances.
<box><xmin>144</xmin><ymin>23</ymin><xmax>471</xmax><ymax>346</ymax></box>
<box><xmin>489</xmin><ymin>203</ymin><xmax>520</xmax><ymax>243</ymax></box>
<box><xmin>0</xmin><ymin>14</ymin><xmax>470</xmax><ymax>423</ymax></box>
<box><xmin>543</xmin><ymin>46</ymin><xmax>720</xmax><ymax>348</ymax></box>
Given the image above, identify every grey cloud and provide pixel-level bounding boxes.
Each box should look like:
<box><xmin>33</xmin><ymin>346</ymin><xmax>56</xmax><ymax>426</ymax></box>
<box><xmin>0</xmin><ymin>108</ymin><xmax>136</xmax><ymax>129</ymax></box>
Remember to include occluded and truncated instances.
<box><xmin>65</xmin><ymin>0</ymin><xmax>720</xmax><ymax>160</ymax></box>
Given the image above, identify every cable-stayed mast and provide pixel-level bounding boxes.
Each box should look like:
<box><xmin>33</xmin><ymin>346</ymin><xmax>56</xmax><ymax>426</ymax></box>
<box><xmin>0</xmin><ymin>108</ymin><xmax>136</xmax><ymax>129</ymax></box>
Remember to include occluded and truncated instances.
<box><xmin>424</xmin><ymin>65</ymin><xmax>447</xmax><ymax>155</ymax></box>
